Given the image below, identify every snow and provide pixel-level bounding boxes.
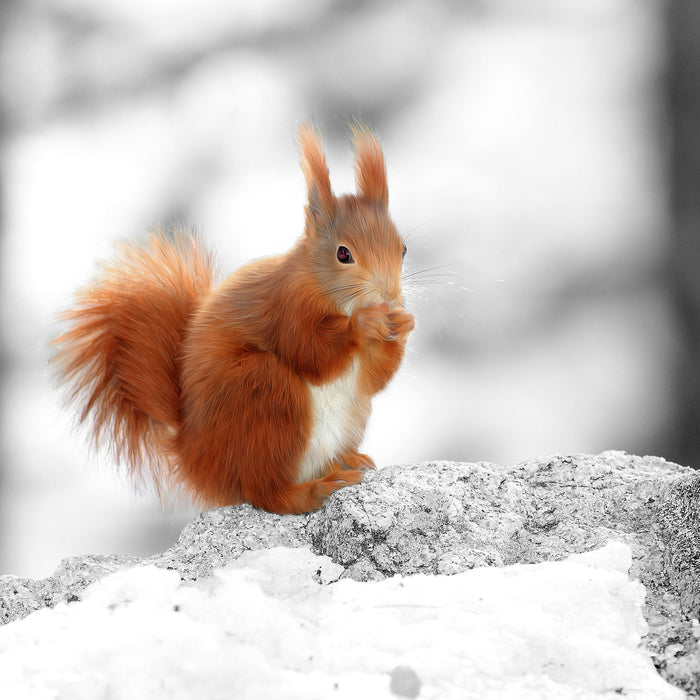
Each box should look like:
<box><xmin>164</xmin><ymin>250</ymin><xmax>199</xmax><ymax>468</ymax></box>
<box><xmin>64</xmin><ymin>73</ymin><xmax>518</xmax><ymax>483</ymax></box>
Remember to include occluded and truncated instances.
<box><xmin>0</xmin><ymin>541</ymin><xmax>683</xmax><ymax>699</ymax></box>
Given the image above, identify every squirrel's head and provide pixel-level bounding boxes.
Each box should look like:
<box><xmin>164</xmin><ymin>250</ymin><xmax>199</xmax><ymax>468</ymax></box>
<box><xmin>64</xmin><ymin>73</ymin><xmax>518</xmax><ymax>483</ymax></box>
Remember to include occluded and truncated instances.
<box><xmin>298</xmin><ymin>123</ymin><xmax>406</xmax><ymax>316</ymax></box>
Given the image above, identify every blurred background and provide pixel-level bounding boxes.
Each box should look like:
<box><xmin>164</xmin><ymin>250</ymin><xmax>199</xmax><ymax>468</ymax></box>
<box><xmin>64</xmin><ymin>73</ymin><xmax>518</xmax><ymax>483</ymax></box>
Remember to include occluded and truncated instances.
<box><xmin>0</xmin><ymin>0</ymin><xmax>697</xmax><ymax>577</ymax></box>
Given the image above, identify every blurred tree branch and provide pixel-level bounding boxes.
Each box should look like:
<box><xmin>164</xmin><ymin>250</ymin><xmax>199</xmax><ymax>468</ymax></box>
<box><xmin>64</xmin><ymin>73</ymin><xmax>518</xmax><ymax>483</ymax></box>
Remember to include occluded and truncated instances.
<box><xmin>667</xmin><ymin>0</ymin><xmax>700</xmax><ymax>468</ymax></box>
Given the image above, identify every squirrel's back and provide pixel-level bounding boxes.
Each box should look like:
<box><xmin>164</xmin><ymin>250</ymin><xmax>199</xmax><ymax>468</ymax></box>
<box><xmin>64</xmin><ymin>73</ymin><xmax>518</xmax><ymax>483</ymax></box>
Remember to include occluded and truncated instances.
<box><xmin>53</xmin><ymin>232</ymin><xmax>215</xmax><ymax>489</ymax></box>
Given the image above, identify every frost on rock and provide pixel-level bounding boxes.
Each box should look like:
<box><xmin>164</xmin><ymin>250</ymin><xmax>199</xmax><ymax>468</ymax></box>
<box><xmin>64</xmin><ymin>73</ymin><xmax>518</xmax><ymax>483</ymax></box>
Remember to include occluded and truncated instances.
<box><xmin>0</xmin><ymin>543</ymin><xmax>685</xmax><ymax>700</ymax></box>
<box><xmin>1</xmin><ymin>452</ymin><xmax>699</xmax><ymax>697</ymax></box>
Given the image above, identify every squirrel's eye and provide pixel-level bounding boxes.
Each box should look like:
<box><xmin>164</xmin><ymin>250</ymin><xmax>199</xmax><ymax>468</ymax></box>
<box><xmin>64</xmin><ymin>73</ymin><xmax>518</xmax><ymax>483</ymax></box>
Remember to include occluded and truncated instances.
<box><xmin>337</xmin><ymin>246</ymin><xmax>354</xmax><ymax>264</ymax></box>
<box><xmin>402</xmin><ymin>243</ymin><xmax>407</xmax><ymax>260</ymax></box>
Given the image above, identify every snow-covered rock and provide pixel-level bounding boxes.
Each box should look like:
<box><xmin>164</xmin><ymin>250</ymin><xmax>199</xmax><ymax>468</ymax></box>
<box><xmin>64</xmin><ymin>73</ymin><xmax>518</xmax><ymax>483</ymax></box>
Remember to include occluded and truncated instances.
<box><xmin>1</xmin><ymin>452</ymin><xmax>699</xmax><ymax>697</ymax></box>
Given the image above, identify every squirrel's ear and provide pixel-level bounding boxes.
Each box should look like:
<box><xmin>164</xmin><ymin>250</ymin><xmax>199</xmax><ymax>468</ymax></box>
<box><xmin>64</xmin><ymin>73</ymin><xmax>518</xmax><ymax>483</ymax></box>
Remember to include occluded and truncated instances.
<box><xmin>351</xmin><ymin>123</ymin><xmax>388</xmax><ymax>207</ymax></box>
<box><xmin>298</xmin><ymin>123</ymin><xmax>336</xmax><ymax>225</ymax></box>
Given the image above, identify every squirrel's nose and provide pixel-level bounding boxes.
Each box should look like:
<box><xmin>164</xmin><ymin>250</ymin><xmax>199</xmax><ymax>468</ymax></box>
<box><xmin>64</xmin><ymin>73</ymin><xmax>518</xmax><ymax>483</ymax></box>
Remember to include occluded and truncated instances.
<box><xmin>374</xmin><ymin>271</ymin><xmax>402</xmax><ymax>308</ymax></box>
<box><xmin>382</xmin><ymin>286</ymin><xmax>403</xmax><ymax>309</ymax></box>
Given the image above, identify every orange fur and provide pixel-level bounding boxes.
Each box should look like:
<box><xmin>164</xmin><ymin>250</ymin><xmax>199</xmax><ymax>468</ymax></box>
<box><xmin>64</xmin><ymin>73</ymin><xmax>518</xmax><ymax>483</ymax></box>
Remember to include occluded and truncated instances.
<box><xmin>52</xmin><ymin>124</ymin><xmax>414</xmax><ymax>513</ymax></box>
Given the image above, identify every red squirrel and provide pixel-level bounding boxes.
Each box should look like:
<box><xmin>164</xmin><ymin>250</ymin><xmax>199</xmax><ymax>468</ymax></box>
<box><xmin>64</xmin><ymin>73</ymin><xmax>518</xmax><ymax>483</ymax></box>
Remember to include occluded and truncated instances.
<box><xmin>52</xmin><ymin>123</ymin><xmax>414</xmax><ymax>514</ymax></box>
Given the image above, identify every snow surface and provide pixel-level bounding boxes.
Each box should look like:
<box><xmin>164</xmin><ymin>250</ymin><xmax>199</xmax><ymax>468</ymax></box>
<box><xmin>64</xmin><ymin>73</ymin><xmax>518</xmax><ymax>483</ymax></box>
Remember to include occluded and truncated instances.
<box><xmin>0</xmin><ymin>541</ymin><xmax>683</xmax><ymax>700</ymax></box>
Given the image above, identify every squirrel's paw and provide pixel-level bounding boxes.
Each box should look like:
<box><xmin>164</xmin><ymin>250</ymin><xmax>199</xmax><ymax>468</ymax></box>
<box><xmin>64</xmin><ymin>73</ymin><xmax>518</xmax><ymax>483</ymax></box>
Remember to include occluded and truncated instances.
<box><xmin>386</xmin><ymin>308</ymin><xmax>415</xmax><ymax>339</ymax></box>
<box><xmin>279</xmin><ymin>467</ymin><xmax>365</xmax><ymax>513</ymax></box>
<box><xmin>356</xmin><ymin>306</ymin><xmax>414</xmax><ymax>342</ymax></box>
<box><xmin>337</xmin><ymin>451</ymin><xmax>376</xmax><ymax>472</ymax></box>
<box><xmin>315</xmin><ymin>467</ymin><xmax>366</xmax><ymax>499</ymax></box>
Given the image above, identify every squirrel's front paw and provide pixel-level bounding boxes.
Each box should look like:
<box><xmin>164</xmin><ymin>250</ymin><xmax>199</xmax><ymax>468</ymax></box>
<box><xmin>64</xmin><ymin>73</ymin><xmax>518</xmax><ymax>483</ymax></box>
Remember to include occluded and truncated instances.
<box><xmin>355</xmin><ymin>305</ymin><xmax>414</xmax><ymax>342</ymax></box>
<box><xmin>356</xmin><ymin>305</ymin><xmax>391</xmax><ymax>340</ymax></box>
<box><xmin>386</xmin><ymin>308</ymin><xmax>415</xmax><ymax>339</ymax></box>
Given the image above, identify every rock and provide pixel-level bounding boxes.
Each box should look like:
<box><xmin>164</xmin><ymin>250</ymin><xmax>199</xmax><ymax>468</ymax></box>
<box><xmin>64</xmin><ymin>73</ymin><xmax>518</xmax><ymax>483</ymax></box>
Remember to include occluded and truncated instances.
<box><xmin>656</xmin><ymin>475</ymin><xmax>700</xmax><ymax>614</ymax></box>
<box><xmin>0</xmin><ymin>554</ymin><xmax>138</xmax><ymax>624</ymax></box>
<box><xmin>1</xmin><ymin>452</ymin><xmax>699</xmax><ymax>696</ymax></box>
<box><xmin>152</xmin><ymin>504</ymin><xmax>308</xmax><ymax>580</ymax></box>
<box><xmin>308</xmin><ymin>453</ymin><xmax>700</xmax><ymax>696</ymax></box>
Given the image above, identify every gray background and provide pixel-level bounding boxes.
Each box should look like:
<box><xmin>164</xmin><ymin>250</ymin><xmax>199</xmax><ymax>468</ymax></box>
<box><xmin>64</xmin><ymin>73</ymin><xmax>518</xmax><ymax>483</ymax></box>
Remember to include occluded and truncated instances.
<box><xmin>1</xmin><ymin>0</ymin><xmax>695</xmax><ymax>577</ymax></box>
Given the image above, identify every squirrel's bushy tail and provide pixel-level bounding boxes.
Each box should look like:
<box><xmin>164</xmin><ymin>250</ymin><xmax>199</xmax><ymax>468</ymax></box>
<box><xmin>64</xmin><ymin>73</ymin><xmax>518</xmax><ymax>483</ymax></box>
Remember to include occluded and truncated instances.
<box><xmin>52</xmin><ymin>231</ymin><xmax>215</xmax><ymax>493</ymax></box>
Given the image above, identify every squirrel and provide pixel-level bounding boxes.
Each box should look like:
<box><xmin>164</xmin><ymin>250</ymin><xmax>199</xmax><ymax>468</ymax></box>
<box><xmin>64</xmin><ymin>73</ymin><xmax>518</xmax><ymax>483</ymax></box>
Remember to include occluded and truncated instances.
<box><xmin>52</xmin><ymin>123</ymin><xmax>414</xmax><ymax>514</ymax></box>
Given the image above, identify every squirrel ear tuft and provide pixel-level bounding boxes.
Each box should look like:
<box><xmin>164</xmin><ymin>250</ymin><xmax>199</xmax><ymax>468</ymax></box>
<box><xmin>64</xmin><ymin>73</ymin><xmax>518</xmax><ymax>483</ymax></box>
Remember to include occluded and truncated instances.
<box><xmin>298</xmin><ymin>122</ymin><xmax>336</xmax><ymax>225</ymax></box>
<box><xmin>351</xmin><ymin>123</ymin><xmax>388</xmax><ymax>207</ymax></box>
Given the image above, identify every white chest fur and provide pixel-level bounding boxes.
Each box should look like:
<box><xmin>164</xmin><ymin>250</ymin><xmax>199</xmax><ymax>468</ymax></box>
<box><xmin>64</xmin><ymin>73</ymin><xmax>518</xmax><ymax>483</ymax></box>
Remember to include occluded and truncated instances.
<box><xmin>296</xmin><ymin>358</ymin><xmax>370</xmax><ymax>483</ymax></box>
